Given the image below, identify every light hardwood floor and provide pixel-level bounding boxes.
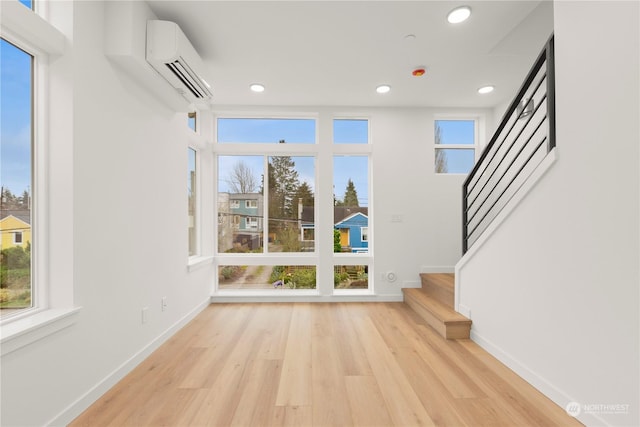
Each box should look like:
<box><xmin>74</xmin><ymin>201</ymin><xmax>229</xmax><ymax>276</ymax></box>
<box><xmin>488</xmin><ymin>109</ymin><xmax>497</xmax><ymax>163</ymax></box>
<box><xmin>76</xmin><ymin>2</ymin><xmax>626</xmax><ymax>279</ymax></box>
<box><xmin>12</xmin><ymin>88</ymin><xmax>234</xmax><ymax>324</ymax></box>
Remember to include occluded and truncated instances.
<box><xmin>70</xmin><ymin>303</ymin><xmax>583</xmax><ymax>426</ymax></box>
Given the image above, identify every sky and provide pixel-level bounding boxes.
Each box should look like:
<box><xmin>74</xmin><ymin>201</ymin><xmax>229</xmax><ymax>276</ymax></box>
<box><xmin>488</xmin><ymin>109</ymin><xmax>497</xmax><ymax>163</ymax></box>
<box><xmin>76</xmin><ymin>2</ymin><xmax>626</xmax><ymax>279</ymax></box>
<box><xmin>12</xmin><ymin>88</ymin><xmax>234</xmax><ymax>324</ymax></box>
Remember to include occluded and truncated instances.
<box><xmin>1</xmin><ymin>36</ymin><xmax>32</xmax><ymax>197</ymax></box>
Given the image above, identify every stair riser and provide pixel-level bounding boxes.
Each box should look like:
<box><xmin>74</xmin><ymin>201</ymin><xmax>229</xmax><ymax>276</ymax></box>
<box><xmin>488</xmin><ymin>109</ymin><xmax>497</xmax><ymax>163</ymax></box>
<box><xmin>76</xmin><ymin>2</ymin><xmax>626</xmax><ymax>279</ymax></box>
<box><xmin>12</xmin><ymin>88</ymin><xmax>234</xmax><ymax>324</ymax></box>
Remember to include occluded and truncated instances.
<box><xmin>420</xmin><ymin>274</ymin><xmax>454</xmax><ymax>308</ymax></box>
<box><xmin>404</xmin><ymin>294</ymin><xmax>470</xmax><ymax>340</ymax></box>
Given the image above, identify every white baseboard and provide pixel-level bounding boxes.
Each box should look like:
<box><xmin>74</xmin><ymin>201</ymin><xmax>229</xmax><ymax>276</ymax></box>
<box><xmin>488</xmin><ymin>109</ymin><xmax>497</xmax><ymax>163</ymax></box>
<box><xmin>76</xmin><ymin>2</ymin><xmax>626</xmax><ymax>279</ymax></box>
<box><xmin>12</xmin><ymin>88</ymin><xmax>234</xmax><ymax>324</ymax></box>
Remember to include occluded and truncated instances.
<box><xmin>420</xmin><ymin>265</ymin><xmax>456</xmax><ymax>273</ymax></box>
<box><xmin>210</xmin><ymin>294</ymin><xmax>404</xmax><ymax>303</ymax></box>
<box><xmin>470</xmin><ymin>330</ymin><xmax>609</xmax><ymax>427</ymax></box>
<box><xmin>48</xmin><ymin>298</ymin><xmax>210</xmax><ymax>426</ymax></box>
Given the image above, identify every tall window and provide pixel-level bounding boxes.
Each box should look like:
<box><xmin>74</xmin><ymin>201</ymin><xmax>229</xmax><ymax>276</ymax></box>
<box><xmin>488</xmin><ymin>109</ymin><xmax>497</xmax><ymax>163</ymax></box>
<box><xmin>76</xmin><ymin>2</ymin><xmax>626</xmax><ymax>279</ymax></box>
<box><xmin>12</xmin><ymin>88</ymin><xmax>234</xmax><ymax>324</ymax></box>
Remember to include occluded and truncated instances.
<box><xmin>216</xmin><ymin>118</ymin><xmax>317</xmax><ymax>290</ymax></box>
<box><xmin>333</xmin><ymin>118</ymin><xmax>370</xmax><ymax>290</ymax></box>
<box><xmin>188</xmin><ymin>148</ymin><xmax>197</xmax><ymax>257</ymax></box>
<box><xmin>1</xmin><ymin>38</ymin><xmax>34</xmax><ymax>316</ymax></box>
<box><xmin>435</xmin><ymin>119</ymin><xmax>476</xmax><ymax>174</ymax></box>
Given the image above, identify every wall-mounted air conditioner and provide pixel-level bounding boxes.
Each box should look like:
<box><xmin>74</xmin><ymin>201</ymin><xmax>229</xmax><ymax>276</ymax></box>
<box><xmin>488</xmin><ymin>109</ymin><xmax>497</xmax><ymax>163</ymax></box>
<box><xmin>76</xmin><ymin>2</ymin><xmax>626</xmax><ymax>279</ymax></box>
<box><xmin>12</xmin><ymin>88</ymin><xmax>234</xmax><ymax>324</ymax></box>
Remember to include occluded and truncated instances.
<box><xmin>146</xmin><ymin>20</ymin><xmax>213</xmax><ymax>105</ymax></box>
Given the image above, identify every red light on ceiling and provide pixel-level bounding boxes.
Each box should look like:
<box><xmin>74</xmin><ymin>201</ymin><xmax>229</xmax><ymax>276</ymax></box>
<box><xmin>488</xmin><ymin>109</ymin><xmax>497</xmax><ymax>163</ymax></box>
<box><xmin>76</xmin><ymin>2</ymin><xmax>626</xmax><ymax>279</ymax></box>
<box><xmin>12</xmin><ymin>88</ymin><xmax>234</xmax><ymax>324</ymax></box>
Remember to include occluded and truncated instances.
<box><xmin>412</xmin><ymin>68</ymin><xmax>426</xmax><ymax>77</ymax></box>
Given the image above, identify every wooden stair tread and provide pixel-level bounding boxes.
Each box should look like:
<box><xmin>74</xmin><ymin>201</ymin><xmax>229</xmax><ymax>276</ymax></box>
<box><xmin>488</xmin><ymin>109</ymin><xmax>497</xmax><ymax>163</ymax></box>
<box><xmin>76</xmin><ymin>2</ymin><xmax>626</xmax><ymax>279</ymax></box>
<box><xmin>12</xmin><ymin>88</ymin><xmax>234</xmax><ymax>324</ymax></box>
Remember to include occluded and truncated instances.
<box><xmin>402</xmin><ymin>285</ymin><xmax>471</xmax><ymax>340</ymax></box>
<box><xmin>403</xmin><ymin>288</ymin><xmax>470</xmax><ymax>324</ymax></box>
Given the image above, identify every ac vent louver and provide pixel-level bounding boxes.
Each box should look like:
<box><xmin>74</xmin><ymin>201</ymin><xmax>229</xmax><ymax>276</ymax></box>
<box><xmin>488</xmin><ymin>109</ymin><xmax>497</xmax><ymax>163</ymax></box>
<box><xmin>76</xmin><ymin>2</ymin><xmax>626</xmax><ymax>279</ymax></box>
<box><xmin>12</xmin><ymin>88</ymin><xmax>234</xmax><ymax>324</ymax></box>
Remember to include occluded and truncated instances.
<box><xmin>166</xmin><ymin>59</ymin><xmax>211</xmax><ymax>99</ymax></box>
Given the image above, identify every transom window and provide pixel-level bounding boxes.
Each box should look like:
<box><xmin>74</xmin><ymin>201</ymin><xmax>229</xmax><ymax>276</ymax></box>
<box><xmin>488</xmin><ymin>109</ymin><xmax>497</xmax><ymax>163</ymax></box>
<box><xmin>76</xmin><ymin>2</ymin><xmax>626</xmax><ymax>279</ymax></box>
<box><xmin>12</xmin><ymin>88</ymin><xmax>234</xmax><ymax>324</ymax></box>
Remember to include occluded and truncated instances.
<box><xmin>217</xmin><ymin>118</ymin><xmax>316</xmax><ymax>144</ymax></box>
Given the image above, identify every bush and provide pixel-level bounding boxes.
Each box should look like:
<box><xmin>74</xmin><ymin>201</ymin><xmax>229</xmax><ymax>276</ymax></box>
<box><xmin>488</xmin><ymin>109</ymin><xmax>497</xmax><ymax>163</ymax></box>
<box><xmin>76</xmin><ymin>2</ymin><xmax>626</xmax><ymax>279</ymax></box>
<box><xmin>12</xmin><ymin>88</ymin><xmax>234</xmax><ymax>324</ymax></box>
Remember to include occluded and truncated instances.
<box><xmin>288</xmin><ymin>268</ymin><xmax>316</xmax><ymax>289</ymax></box>
<box><xmin>0</xmin><ymin>289</ymin><xmax>9</xmax><ymax>303</ymax></box>
<box><xmin>1</xmin><ymin>244</ymin><xmax>31</xmax><ymax>270</ymax></box>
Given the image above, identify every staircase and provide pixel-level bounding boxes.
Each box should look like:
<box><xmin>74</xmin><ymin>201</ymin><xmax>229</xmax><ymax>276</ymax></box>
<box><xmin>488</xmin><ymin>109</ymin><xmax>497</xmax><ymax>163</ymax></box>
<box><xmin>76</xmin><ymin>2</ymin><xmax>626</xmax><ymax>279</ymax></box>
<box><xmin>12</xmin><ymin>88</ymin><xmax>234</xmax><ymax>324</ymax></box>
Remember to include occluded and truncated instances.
<box><xmin>402</xmin><ymin>273</ymin><xmax>471</xmax><ymax>340</ymax></box>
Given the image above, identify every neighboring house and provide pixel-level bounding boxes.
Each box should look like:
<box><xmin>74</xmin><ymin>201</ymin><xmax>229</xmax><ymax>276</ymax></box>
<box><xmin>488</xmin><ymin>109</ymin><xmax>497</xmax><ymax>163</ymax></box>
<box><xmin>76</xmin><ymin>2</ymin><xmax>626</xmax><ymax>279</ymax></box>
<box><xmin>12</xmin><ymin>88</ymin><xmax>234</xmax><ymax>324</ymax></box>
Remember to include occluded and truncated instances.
<box><xmin>300</xmin><ymin>206</ymin><xmax>368</xmax><ymax>253</ymax></box>
<box><xmin>334</xmin><ymin>207</ymin><xmax>368</xmax><ymax>253</ymax></box>
<box><xmin>0</xmin><ymin>210</ymin><xmax>31</xmax><ymax>251</ymax></box>
<box><xmin>219</xmin><ymin>193</ymin><xmax>264</xmax><ymax>250</ymax></box>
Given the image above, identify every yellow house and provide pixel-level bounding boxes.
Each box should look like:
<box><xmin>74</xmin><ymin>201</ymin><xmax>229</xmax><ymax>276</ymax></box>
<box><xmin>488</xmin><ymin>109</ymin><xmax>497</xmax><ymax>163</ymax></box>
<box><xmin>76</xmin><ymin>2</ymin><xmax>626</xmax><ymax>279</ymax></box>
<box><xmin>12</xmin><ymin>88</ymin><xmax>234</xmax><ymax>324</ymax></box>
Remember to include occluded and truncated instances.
<box><xmin>0</xmin><ymin>212</ymin><xmax>31</xmax><ymax>250</ymax></box>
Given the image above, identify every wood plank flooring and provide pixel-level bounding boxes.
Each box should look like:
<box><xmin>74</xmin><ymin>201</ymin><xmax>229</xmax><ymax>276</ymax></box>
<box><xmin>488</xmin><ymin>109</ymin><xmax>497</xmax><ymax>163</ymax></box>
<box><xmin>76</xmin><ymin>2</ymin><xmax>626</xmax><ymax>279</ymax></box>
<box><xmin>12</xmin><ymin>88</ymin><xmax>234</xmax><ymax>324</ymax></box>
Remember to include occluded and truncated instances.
<box><xmin>70</xmin><ymin>303</ymin><xmax>583</xmax><ymax>427</ymax></box>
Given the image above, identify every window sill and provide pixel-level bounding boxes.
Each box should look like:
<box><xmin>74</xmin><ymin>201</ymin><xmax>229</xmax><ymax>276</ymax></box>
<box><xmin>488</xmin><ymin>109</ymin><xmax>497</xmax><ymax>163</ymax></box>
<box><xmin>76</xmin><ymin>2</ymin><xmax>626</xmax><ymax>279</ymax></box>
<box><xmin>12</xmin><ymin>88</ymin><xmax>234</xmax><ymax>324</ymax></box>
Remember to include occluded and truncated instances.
<box><xmin>188</xmin><ymin>255</ymin><xmax>214</xmax><ymax>272</ymax></box>
<box><xmin>0</xmin><ymin>307</ymin><xmax>81</xmax><ymax>357</ymax></box>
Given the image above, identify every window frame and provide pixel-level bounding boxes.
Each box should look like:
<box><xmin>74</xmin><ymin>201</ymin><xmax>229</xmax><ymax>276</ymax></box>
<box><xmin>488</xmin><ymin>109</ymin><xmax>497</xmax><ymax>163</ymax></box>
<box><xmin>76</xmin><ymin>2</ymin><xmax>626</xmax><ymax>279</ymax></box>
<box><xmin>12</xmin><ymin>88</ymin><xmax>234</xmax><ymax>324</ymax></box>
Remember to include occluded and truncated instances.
<box><xmin>246</xmin><ymin>200</ymin><xmax>257</xmax><ymax>209</ymax></box>
<box><xmin>0</xmin><ymin>0</ymin><xmax>81</xmax><ymax>355</ymax></box>
<box><xmin>213</xmin><ymin>112</ymin><xmax>373</xmax><ymax>296</ymax></box>
<box><xmin>434</xmin><ymin>117</ymin><xmax>479</xmax><ymax>175</ymax></box>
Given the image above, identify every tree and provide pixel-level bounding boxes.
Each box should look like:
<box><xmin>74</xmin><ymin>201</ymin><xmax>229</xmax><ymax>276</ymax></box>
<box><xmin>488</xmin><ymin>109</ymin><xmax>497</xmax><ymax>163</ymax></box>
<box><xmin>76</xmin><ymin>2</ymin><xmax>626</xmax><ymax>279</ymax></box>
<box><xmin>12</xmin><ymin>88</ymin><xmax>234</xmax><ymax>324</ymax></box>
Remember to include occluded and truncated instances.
<box><xmin>268</xmin><ymin>156</ymin><xmax>300</xmax><ymax>221</ymax></box>
<box><xmin>343</xmin><ymin>179</ymin><xmax>359</xmax><ymax>207</ymax></box>
<box><xmin>228</xmin><ymin>161</ymin><xmax>257</xmax><ymax>193</ymax></box>
<box><xmin>0</xmin><ymin>187</ymin><xmax>29</xmax><ymax>210</ymax></box>
<box><xmin>435</xmin><ymin>123</ymin><xmax>448</xmax><ymax>173</ymax></box>
<box><xmin>294</xmin><ymin>182</ymin><xmax>314</xmax><ymax>209</ymax></box>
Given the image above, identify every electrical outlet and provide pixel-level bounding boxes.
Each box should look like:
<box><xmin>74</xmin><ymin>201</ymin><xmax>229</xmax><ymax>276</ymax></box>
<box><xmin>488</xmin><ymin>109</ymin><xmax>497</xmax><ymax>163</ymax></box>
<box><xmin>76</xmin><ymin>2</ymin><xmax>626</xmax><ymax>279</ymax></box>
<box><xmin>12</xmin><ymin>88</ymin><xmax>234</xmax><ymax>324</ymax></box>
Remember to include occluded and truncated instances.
<box><xmin>161</xmin><ymin>297</ymin><xmax>168</xmax><ymax>312</ymax></box>
<box><xmin>141</xmin><ymin>307</ymin><xmax>149</xmax><ymax>324</ymax></box>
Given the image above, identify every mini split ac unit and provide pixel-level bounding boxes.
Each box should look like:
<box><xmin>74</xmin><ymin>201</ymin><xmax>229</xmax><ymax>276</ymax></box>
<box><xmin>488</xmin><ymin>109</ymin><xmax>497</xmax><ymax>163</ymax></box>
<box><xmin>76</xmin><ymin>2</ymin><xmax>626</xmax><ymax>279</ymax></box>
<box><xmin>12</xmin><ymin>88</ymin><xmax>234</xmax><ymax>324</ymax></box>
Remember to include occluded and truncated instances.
<box><xmin>146</xmin><ymin>20</ymin><xmax>213</xmax><ymax>105</ymax></box>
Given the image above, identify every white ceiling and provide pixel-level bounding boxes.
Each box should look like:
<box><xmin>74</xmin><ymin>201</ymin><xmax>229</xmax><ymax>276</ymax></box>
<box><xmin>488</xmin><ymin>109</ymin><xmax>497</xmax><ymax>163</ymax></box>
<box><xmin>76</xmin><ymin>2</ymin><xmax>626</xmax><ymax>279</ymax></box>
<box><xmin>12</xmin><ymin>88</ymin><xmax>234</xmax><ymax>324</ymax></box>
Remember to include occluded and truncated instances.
<box><xmin>146</xmin><ymin>1</ymin><xmax>554</xmax><ymax>109</ymax></box>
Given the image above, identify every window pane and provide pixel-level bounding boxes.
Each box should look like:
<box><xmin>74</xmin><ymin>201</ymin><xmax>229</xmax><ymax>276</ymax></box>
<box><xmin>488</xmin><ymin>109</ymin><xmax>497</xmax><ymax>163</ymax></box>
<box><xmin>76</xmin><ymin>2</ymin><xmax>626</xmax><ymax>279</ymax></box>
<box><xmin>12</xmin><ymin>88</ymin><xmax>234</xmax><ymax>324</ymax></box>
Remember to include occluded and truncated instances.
<box><xmin>334</xmin><ymin>119</ymin><xmax>368</xmax><ymax>144</ymax></box>
<box><xmin>334</xmin><ymin>265</ymin><xmax>368</xmax><ymax>289</ymax></box>
<box><xmin>435</xmin><ymin>148</ymin><xmax>475</xmax><ymax>174</ymax></box>
<box><xmin>334</xmin><ymin>156</ymin><xmax>368</xmax><ymax>253</ymax></box>
<box><xmin>217</xmin><ymin>118</ymin><xmax>316</xmax><ymax>144</ymax></box>
<box><xmin>188</xmin><ymin>148</ymin><xmax>197</xmax><ymax>256</ymax></box>
<box><xmin>268</xmin><ymin>156</ymin><xmax>315</xmax><ymax>253</ymax></box>
<box><xmin>219</xmin><ymin>265</ymin><xmax>316</xmax><ymax>289</ymax></box>
<box><xmin>1</xmin><ymin>39</ymin><xmax>33</xmax><ymax>316</ymax></box>
<box><xmin>218</xmin><ymin>156</ymin><xmax>264</xmax><ymax>253</ymax></box>
<box><xmin>435</xmin><ymin>120</ymin><xmax>475</xmax><ymax>145</ymax></box>
<box><xmin>19</xmin><ymin>0</ymin><xmax>33</xmax><ymax>9</ymax></box>
<box><xmin>188</xmin><ymin>112</ymin><xmax>197</xmax><ymax>132</ymax></box>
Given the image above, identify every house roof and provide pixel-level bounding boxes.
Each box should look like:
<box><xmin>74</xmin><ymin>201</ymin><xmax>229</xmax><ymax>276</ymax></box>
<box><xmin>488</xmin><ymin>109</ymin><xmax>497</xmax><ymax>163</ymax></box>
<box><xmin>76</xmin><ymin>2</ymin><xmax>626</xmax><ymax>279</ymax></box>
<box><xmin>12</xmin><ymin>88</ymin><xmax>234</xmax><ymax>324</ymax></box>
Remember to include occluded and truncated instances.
<box><xmin>300</xmin><ymin>206</ymin><xmax>368</xmax><ymax>226</ymax></box>
<box><xmin>0</xmin><ymin>210</ymin><xmax>31</xmax><ymax>225</ymax></box>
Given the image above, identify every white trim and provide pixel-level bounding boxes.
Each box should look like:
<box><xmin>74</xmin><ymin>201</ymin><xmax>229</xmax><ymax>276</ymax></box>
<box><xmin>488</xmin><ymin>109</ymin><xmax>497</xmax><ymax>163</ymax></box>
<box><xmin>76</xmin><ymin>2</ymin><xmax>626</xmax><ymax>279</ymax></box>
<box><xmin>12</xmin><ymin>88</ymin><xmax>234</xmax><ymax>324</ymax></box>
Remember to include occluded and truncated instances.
<box><xmin>47</xmin><ymin>299</ymin><xmax>210</xmax><ymax>426</ymax></box>
<box><xmin>211</xmin><ymin>294</ymin><xmax>402</xmax><ymax>303</ymax></box>
<box><xmin>0</xmin><ymin>0</ymin><xmax>66</xmax><ymax>57</ymax></box>
<box><xmin>0</xmin><ymin>307</ymin><xmax>81</xmax><ymax>356</ymax></box>
<box><xmin>420</xmin><ymin>265</ymin><xmax>456</xmax><ymax>273</ymax></box>
<box><xmin>187</xmin><ymin>255</ymin><xmax>214</xmax><ymax>272</ymax></box>
<box><xmin>469</xmin><ymin>329</ymin><xmax>607</xmax><ymax>427</ymax></box>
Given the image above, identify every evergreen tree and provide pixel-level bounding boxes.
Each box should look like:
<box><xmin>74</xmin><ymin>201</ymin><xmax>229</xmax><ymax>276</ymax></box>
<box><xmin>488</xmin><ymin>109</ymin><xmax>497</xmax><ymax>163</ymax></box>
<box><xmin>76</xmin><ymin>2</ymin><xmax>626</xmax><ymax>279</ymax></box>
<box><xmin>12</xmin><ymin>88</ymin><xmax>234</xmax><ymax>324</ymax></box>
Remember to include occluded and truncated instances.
<box><xmin>294</xmin><ymin>182</ymin><xmax>314</xmax><ymax>209</ymax></box>
<box><xmin>343</xmin><ymin>179</ymin><xmax>359</xmax><ymax>207</ymax></box>
<box><xmin>268</xmin><ymin>156</ymin><xmax>300</xmax><ymax>223</ymax></box>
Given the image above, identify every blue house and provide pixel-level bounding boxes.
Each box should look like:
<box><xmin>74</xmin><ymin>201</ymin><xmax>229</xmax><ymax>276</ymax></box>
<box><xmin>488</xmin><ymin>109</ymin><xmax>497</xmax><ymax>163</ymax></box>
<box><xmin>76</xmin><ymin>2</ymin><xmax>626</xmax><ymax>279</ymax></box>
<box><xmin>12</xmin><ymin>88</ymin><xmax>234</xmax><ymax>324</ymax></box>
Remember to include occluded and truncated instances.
<box><xmin>334</xmin><ymin>207</ymin><xmax>368</xmax><ymax>253</ymax></box>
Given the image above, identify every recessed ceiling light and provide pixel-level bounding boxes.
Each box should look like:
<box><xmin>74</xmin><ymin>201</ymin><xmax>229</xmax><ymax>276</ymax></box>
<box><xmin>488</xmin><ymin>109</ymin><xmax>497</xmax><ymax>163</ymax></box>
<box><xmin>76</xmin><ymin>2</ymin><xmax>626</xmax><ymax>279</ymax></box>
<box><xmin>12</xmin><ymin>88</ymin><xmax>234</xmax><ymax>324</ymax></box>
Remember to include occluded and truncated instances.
<box><xmin>447</xmin><ymin>6</ymin><xmax>471</xmax><ymax>24</ymax></box>
<box><xmin>376</xmin><ymin>85</ymin><xmax>391</xmax><ymax>94</ymax></box>
<box><xmin>250</xmin><ymin>83</ymin><xmax>265</xmax><ymax>93</ymax></box>
<box><xmin>478</xmin><ymin>85</ymin><xmax>495</xmax><ymax>94</ymax></box>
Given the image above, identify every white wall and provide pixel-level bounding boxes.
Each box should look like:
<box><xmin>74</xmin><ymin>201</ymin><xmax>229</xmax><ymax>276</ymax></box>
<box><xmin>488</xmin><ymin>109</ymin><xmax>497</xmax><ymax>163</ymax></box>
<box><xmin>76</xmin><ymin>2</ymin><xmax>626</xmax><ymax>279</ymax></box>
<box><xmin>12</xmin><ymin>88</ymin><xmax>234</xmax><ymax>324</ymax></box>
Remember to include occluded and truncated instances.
<box><xmin>0</xmin><ymin>2</ymin><xmax>214</xmax><ymax>425</ymax></box>
<box><xmin>457</xmin><ymin>2</ymin><xmax>639</xmax><ymax>426</ymax></box>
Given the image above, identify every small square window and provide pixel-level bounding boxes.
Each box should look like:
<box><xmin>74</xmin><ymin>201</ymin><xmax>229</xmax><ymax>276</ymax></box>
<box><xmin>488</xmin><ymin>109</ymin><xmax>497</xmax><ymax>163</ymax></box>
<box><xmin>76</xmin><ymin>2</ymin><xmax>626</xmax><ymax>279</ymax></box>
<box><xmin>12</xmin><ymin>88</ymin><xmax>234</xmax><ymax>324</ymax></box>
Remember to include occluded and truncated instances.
<box><xmin>246</xmin><ymin>200</ymin><xmax>257</xmax><ymax>209</ymax></box>
<box><xmin>230</xmin><ymin>200</ymin><xmax>240</xmax><ymax>209</ymax></box>
<box><xmin>14</xmin><ymin>232</ymin><xmax>23</xmax><ymax>244</ymax></box>
<box><xmin>435</xmin><ymin>119</ymin><xmax>476</xmax><ymax>174</ymax></box>
<box><xmin>361</xmin><ymin>227</ymin><xmax>368</xmax><ymax>242</ymax></box>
